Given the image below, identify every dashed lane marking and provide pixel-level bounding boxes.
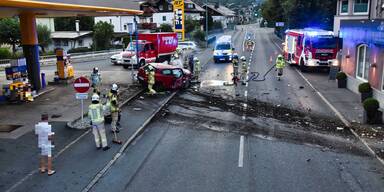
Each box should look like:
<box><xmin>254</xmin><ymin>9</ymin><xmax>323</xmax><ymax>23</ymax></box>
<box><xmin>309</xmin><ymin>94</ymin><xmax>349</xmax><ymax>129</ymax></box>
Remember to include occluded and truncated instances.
<box><xmin>238</xmin><ymin>135</ymin><xmax>245</xmax><ymax>168</ymax></box>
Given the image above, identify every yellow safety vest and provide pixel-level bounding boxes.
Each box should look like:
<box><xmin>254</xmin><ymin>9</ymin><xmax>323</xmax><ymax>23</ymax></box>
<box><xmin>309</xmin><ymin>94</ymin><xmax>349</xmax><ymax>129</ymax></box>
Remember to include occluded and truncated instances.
<box><xmin>89</xmin><ymin>103</ymin><xmax>104</xmax><ymax>124</ymax></box>
<box><xmin>276</xmin><ymin>58</ymin><xmax>285</xmax><ymax>69</ymax></box>
<box><xmin>110</xmin><ymin>94</ymin><xmax>119</xmax><ymax>113</ymax></box>
<box><xmin>148</xmin><ymin>71</ymin><xmax>155</xmax><ymax>84</ymax></box>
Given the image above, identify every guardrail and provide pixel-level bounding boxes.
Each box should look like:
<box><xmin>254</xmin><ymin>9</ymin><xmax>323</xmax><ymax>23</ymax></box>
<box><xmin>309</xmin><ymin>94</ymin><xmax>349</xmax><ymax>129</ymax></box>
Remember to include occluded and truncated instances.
<box><xmin>0</xmin><ymin>49</ymin><xmax>122</xmax><ymax>67</ymax></box>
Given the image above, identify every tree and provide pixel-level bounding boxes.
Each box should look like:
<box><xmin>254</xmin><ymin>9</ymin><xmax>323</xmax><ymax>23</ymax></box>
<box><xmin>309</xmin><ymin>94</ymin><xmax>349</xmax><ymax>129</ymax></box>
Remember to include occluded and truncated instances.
<box><xmin>54</xmin><ymin>16</ymin><xmax>94</xmax><ymax>31</ymax></box>
<box><xmin>185</xmin><ymin>17</ymin><xmax>200</xmax><ymax>33</ymax></box>
<box><xmin>37</xmin><ymin>25</ymin><xmax>52</xmax><ymax>53</ymax></box>
<box><xmin>0</xmin><ymin>18</ymin><xmax>21</xmax><ymax>54</ymax></box>
<box><xmin>93</xmin><ymin>21</ymin><xmax>114</xmax><ymax>50</ymax></box>
<box><xmin>157</xmin><ymin>23</ymin><xmax>173</xmax><ymax>32</ymax></box>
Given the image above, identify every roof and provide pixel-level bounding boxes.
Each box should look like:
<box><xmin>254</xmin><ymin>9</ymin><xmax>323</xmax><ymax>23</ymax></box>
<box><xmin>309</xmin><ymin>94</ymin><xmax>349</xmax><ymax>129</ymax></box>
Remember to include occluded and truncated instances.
<box><xmin>51</xmin><ymin>31</ymin><xmax>92</xmax><ymax>39</ymax></box>
<box><xmin>0</xmin><ymin>0</ymin><xmax>143</xmax><ymax>18</ymax></box>
<box><xmin>149</xmin><ymin>63</ymin><xmax>180</xmax><ymax>69</ymax></box>
<box><xmin>203</xmin><ymin>4</ymin><xmax>235</xmax><ymax>17</ymax></box>
<box><xmin>185</xmin><ymin>0</ymin><xmax>205</xmax><ymax>13</ymax></box>
<box><xmin>286</xmin><ymin>28</ymin><xmax>334</xmax><ymax>36</ymax></box>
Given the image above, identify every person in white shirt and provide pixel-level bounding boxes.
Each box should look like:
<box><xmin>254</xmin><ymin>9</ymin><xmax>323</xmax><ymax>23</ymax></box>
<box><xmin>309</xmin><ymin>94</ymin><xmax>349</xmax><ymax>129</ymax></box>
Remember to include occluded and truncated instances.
<box><xmin>35</xmin><ymin>113</ymin><xmax>55</xmax><ymax>176</ymax></box>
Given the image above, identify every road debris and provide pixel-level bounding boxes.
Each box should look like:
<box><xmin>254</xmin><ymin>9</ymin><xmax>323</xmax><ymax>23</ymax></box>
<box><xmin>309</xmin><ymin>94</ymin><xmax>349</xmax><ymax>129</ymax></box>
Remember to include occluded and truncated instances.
<box><xmin>299</xmin><ymin>86</ymin><xmax>304</xmax><ymax>89</ymax></box>
<box><xmin>336</xmin><ymin>127</ymin><xmax>344</xmax><ymax>131</ymax></box>
<box><xmin>133</xmin><ymin>108</ymin><xmax>142</xmax><ymax>111</ymax></box>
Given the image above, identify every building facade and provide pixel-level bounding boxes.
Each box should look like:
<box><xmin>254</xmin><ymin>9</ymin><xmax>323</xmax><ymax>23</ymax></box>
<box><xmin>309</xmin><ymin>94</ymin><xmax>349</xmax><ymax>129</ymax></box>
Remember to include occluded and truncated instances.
<box><xmin>336</xmin><ymin>0</ymin><xmax>384</xmax><ymax>105</ymax></box>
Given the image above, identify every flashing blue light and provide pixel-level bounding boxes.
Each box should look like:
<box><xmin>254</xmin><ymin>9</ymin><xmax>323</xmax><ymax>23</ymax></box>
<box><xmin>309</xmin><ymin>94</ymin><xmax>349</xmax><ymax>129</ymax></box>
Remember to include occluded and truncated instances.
<box><xmin>307</xmin><ymin>31</ymin><xmax>319</xmax><ymax>37</ymax></box>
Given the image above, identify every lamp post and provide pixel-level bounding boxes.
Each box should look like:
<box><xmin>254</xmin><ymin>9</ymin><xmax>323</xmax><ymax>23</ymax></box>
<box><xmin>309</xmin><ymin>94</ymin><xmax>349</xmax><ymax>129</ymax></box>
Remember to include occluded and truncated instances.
<box><xmin>205</xmin><ymin>0</ymin><xmax>209</xmax><ymax>48</ymax></box>
<box><xmin>134</xmin><ymin>16</ymin><xmax>139</xmax><ymax>78</ymax></box>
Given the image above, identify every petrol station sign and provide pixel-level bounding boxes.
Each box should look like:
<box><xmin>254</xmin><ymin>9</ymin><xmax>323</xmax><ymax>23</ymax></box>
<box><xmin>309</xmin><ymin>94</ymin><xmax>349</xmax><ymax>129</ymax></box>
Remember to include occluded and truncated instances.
<box><xmin>173</xmin><ymin>0</ymin><xmax>185</xmax><ymax>41</ymax></box>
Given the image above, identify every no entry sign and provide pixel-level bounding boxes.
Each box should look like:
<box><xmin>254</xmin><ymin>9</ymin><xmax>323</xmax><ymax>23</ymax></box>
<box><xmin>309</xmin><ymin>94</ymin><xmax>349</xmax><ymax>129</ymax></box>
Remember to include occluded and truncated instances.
<box><xmin>73</xmin><ymin>77</ymin><xmax>90</xmax><ymax>93</ymax></box>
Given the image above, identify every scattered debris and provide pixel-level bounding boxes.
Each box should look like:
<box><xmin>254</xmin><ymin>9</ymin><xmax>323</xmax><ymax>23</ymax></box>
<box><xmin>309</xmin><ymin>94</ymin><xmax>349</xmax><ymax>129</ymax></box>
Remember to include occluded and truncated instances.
<box><xmin>276</xmin><ymin>104</ymin><xmax>281</xmax><ymax>107</ymax></box>
<box><xmin>285</xmin><ymin>113</ymin><xmax>290</xmax><ymax>116</ymax></box>
<box><xmin>51</xmin><ymin>114</ymin><xmax>62</xmax><ymax>118</ymax></box>
<box><xmin>336</xmin><ymin>127</ymin><xmax>344</xmax><ymax>131</ymax></box>
<box><xmin>287</xmin><ymin>84</ymin><xmax>291</xmax><ymax>87</ymax></box>
<box><xmin>133</xmin><ymin>108</ymin><xmax>142</xmax><ymax>111</ymax></box>
<box><xmin>139</xmin><ymin>96</ymin><xmax>145</xmax><ymax>100</ymax></box>
<box><xmin>306</xmin><ymin>158</ymin><xmax>311</xmax><ymax>162</ymax></box>
<box><xmin>299</xmin><ymin>86</ymin><xmax>304</xmax><ymax>89</ymax></box>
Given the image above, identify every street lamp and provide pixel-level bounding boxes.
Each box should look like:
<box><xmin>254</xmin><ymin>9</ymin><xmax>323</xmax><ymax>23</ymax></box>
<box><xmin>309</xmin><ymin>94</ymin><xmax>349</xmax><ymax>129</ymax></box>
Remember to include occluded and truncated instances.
<box><xmin>205</xmin><ymin>0</ymin><xmax>208</xmax><ymax>48</ymax></box>
<box><xmin>134</xmin><ymin>16</ymin><xmax>139</xmax><ymax>81</ymax></box>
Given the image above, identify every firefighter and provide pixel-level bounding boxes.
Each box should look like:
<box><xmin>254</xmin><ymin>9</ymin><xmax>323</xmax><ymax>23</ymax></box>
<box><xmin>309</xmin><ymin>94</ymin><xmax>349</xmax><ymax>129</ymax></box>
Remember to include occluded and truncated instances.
<box><xmin>146</xmin><ymin>67</ymin><xmax>157</xmax><ymax>95</ymax></box>
<box><xmin>108</xmin><ymin>84</ymin><xmax>120</xmax><ymax>133</ymax></box>
<box><xmin>232</xmin><ymin>53</ymin><xmax>240</xmax><ymax>86</ymax></box>
<box><xmin>35</xmin><ymin>113</ymin><xmax>55</xmax><ymax>176</ymax></box>
<box><xmin>193</xmin><ymin>57</ymin><xmax>201</xmax><ymax>81</ymax></box>
<box><xmin>240</xmin><ymin>56</ymin><xmax>248</xmax><ymax>85</ymax></box>
<box><xmin>276</xmin><ymin>54</ymin><xmax>286</xmax><ymax>81</ymax></box>
<box><xmin>88</xmin><ymin>94</ymin><xmax>110</xmax><ymax>151</ymax></box>
<box><xmin>91</xmin><ymin>67</ymin><xmax>102</xmax><ymax>95</ymax></box>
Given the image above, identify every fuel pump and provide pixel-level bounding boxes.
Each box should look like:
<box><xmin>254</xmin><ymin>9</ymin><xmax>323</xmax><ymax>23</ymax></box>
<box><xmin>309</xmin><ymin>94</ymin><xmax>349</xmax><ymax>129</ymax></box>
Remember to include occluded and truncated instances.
<box><xmin>55</xmin><ymin>48</ymin><xmax>74</xmax><ymax>81</ymax></box>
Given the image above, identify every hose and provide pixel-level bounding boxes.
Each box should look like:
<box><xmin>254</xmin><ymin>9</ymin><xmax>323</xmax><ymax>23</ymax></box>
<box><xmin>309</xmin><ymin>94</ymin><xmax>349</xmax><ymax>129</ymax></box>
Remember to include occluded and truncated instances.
<box><xmin>248</xmin><ymin>64</ymin><xmax>277</xmax><ymax>82</ymax></box>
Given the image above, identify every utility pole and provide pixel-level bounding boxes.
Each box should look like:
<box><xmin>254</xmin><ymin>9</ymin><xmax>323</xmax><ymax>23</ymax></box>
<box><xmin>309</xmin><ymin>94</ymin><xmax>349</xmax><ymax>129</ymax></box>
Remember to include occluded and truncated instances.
<box><xmin>205</xmin><ymin>0</ymin><xmax>209</xmax><ymax>48</ymax></box>
<box><xmin>134</xmin><ymin>16</ymin><xmax>139</xmax><ymax>71</ymax></box>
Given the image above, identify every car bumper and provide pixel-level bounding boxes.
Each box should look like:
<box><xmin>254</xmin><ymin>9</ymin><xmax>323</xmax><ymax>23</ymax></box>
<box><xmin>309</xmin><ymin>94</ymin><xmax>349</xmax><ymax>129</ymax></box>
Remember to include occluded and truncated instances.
<box><xmin>214</xmin><ymin>55</ymin><xmax>232</xmax><ymax>62</ymax></box>
<box><xmin>306</xmin><ymin>59</ymin><xmax>337</xmax><ymax>67</ymax></box>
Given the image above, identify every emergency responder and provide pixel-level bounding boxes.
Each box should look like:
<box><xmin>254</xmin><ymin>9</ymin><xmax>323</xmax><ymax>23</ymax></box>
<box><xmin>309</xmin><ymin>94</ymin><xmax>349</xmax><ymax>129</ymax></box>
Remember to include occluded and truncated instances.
<box><xmin>35</xmin><ymin>113</ymin><xmax>55</xmax><ymax>176</ymax></box>
<box><xmin>193</xmin><ymin>57</ymin><xmax>201</xmax><ymax>81</ymax></box>
<box><xmin>247</xmin><ymin>39</ymin><xmax>254</xmax><ymax>51</ymax></box>
<box><xmin>108</xmin><ymin>84</ymin><xmax>120</xmax><ymax>133</ymax></box>
<box><xmin>88</xmin><ymin>94</ymin><xmax>110</xmax><ymax>151</ymax></box>
<box><xmin>146</xmin><ymin>67</ymin><xmax>157</xmax><ymax>95</ymax></box>
<box><xmin>240</xmin><ymin>56</ymin><xmax>248</xmax><ymax>85</ymax></box>
<box><xmin>276</xmin><ymin>54</ymin><xmax>286</xmax><ymax>81</ymax></box>
<box><xmin>188</xmin><ymin>54</ymin><xmax>194</xmax><ymax>74</ymax></box>
<box><xmin>91</xmin><ymin>67</ymin><xmax>102</xmax><ymax>95</ymax></box>
<box><xmin>232</xmin><ymin>53</ymin><xmax>240</xmax><ymax>86</ymax></box>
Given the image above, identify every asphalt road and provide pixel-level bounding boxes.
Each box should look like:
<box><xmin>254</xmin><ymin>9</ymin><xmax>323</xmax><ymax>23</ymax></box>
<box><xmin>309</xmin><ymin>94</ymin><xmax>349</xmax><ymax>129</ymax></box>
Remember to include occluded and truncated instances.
<box><xmin>3</xmin><ymin>25</ymin><xmax>384</xmax><ymax>192</ymax></box>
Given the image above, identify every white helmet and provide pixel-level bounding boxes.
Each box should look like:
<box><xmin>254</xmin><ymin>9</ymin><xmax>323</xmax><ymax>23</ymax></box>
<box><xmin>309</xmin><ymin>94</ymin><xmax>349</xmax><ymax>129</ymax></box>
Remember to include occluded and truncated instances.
<box><xmin>91</xmin><ymin>94</ymin><xmax>100</xmax><ymax>102</ymax></box>
<box><xmin>111</xmin><ymin>83</ymin><xmax>118</xmax><ymax>91</ymax></box>
<box><xmin>193</xmin><ymin>57</ymin><xmax>199</xmax><ymax>61</ymax></box>
<box><xmin>240</xmin><ymin>56</ymin><xmax>246</xmax><ymax>61</ymax></box>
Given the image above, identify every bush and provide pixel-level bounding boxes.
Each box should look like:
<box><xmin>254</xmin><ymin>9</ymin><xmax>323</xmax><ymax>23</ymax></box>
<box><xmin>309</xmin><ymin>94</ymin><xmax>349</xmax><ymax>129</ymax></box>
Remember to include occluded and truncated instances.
<box><xmin>157</xmin><ymin>24</ymin><xmax>173</xmax><ymax>32</ymax></box>
<box><xmin>358</xmin><ymin>82</ymin><xmax>372</xmax><ymax>93</ymax></box>
<box><xmin>68</xmin><ymin>47</ymin><xmax>92</xmax><ymax>53</ymax></box>
<box><xmin>212</xmin><ymin>21</ymin><xmax>223</xmax><ymax>30</ymax></box>
<box><xmin>192</xmin><ymin>29</ymin><xmax>205</xmax><ymax>41</ymax></box>
<box><xmin>363</xmin><ymin>98</ymin><xmax>380</xmax><ymax>112</ymax></box>
<box><xmin>336</xmin><ymin>72</ymin><xmax>347</xmax><ymax>80</ymax></box>
<box><xmin>0</xmin><ymin>48</ymin><xmax>12</xmax><ymax>59</ymax></box>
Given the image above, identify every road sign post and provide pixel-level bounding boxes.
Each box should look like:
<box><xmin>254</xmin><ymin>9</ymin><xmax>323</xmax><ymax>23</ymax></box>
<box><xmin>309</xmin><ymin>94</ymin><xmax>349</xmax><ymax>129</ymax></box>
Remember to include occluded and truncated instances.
<box><xmin>74</xmin><ymin>77</ymin><xmax>90</xmax><ymax>123</ymax></box>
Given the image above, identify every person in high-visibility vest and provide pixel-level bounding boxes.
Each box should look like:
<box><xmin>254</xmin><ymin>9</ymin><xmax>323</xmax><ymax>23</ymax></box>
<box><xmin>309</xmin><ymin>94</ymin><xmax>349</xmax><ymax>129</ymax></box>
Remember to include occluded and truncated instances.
<box><xmin>108</xmin><ymin>84</ymin><xmax>120</xmax><ymax>133</ymax></box>
<box><xmin>146</xmin><ymin>67</ymin><xmax>157</xmax><ymax>95</ymax></box>
<box><xmin>91</xmin><ymin>67</ymin><xmax>102</xmax><ymax>95</ymax></box>
<box><xmin>276</xmin><ymin>54</ymin><xmax>286</xmax><ymax>81</ymax></box>
<box><xmin>193</xmin><ymin>57</ymin><xmax>201</xmax><ymax>81</ymax></box>
<box><xmin>240</xmin><ymin>56</ymin><xmax>248</xmax><ymax>85</ymax></box>
<box><xmin>232</xmin><ymin>53</ymin><xmax>240</xmax><ymax>85</ymax></box>
<box><xmin>88</xmin><ymin>94</ymin><xmax>109</xmax><ymax>151</ymax></box>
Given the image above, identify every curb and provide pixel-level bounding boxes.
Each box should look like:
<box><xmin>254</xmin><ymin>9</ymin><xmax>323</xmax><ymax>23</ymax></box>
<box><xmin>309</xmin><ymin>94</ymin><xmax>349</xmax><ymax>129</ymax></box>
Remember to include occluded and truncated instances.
<box><xmin>268</xmin><ymin>30</ymin><xmax>384</xmax><ymax>166</ymax></box>
<box><xmin>82</xmin><ymin>91</ymin><xmax>178</xmax><ymax>192</ymax></box>
<box><xmin>66</xmin><ymin>89</ymin><xmax>144</xmax><ymax>129</ymax></box>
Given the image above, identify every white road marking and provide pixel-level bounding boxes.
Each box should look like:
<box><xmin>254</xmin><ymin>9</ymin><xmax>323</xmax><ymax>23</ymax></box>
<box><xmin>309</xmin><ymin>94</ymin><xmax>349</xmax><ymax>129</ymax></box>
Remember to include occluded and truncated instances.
<box><xmin>269</xmin><ymin>34</ymin><xmax>384</xmax><ymax>166</ymax></box>
<box><xmin>244</xmin><ymin>91</ymin><xmax>248</xmax><ymax>97</ymax></box>
<box><xmin>242</xmin><ymin>29</ymin><xmax>248</xmax><ymax>52</ymax></box>
<box><xmin>242</xmin><ymin>115</ymin><xmax>246</xmax><ymax>120</ymax></box>
<box><xmin>238</xmin><ymin>136</ymin><xmax>245</xmax><ymax>168</ymax></box>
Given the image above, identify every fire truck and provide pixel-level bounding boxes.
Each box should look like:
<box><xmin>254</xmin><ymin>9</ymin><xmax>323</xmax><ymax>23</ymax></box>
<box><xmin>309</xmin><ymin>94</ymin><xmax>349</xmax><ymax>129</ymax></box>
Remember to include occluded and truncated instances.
<box><xmin>283</xmin><ymin>28</ymin><xmax>339</xmax><ymax>71</ymax></box>
<box><xmin>121</xmin><ymin>32</ymin><xmax>178</xmax><ymax>68</ymax></box>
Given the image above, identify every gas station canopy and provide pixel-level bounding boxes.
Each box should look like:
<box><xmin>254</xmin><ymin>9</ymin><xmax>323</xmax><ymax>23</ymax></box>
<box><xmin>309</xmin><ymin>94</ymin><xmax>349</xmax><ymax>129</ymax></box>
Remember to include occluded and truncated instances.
<box><xmin>0</xmin><ymin>0</ymin><xmax>143</xmax><ymax>18</ymax></box>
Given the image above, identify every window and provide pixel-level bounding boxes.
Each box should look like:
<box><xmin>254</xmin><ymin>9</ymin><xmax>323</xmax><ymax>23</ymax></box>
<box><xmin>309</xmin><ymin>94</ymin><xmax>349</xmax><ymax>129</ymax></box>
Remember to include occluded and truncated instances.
<box><xmin>63</xmin><ymin>40</ymin><xmax>69</xmax><ymax>46</ymax></box>
<box><xmin>150</xmin><ymin>17</ymin><xmax>153</xmax><ymax>23</ymax></box>
<box><xmin>159</xmin><ymin>5</ymin><xmax>164</xmax><ymax>11</ymax></box>
<box><xmin>356</xmin><ymin>44</ymin><xmax>370</xmax><ymax>80</ymax></box>
<box><xmin>161</xmin><ymin>69</ymin><xmax>172</xmax><ymax>75</ymax></box>
<box><xmin>172</xmin><ymin>69</ymin><xmax>183</xmax><ymax>78</ymax></box>
<box><xmin>186</xmin><ymin>3</ymin><xmax>195</xmax><ymax>9</ymax></box>
<box><xmin>354</xmin><ymin>0</ymin><xmax>369</xmax><ymax>13</ymax></box>
<box><xmin>168</xmin><ymin>5</ymin><xmax>173</xmax><ymax>10</ymax></box>
<box><xmin>124</xmin><ymin>25</ymin><xmax>127</xmax><ymax>30</ymax></box>
<box><xmin>163</xmin><ymin>16</ymin><xmax>167</xmax><ymax>21</ymax></box>
<box><xmin>340</xmin><ymin>0</ymin><xmax>349</xmax><ymax>14</ymax></box>
<box><xmin>54</xmin><ymin>40</ymin><xmax>61</xmax><ymax>46</ymax></box>
<box><xmin>78</xmin><ymin>39</ymin><xmax>83</xmax><ymax>46</ymax></box>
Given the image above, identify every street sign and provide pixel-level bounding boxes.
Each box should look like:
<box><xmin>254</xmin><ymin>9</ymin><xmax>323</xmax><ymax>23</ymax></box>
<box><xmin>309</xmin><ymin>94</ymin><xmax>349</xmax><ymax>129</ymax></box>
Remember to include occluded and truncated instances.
<box><xmin>76</xmin><ymin>93</ymin><xmax>88</xmax><ymax>100</ymax></box>
<box><xmin>73</xmin><ymin>77</ymin><xmax>90</xmax><ymax>93</ymax></box>
<box><xmin>275</xmin><ymin>22</ymin><xmax>285</xmax><ymax>27</ymax></box>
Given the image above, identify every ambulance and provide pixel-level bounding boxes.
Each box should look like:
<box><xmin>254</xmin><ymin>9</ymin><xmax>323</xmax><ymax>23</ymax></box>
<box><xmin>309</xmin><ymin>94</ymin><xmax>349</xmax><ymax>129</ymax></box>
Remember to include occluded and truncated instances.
<box><xmin>283</xmin><ymin>28</ymin><xmax>339</xmax><ymax>71</ymax></box>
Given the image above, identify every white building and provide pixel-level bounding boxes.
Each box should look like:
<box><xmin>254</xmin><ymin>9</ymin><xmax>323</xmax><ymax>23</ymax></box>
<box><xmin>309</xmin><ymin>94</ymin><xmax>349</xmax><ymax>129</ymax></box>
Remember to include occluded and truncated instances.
<box><xmin>202</xmin><ymin>4</ymin><xmax>236</xmax><ymax>29</ymax></box>
<box><xmin>49</xmin><ymin>31</ymin><xmax>93</xmax><ymax>51</ymax></box>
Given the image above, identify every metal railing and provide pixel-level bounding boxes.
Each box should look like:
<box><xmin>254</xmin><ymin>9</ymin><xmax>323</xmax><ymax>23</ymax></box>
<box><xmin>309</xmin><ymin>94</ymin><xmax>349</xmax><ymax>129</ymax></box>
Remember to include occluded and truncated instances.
<box><xmin>0</xmin><ymin>49</ymin><xmax>122</xmax><ymax>68</ymax></box>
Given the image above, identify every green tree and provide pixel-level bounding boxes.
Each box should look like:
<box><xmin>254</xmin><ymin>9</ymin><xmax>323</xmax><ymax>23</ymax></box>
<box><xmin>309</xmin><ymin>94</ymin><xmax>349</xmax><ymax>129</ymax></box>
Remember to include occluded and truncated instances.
<box><xmin>157</xmin><ymin>23</ymin><xmax>173</xmax><ymax>32</ymax></box>
<box><xmin>37</xmin><ymin>24</ymin><xmax>52</xmax><ymax>53</ymax></box>
<box><xmin>54</xmin><ymin>16</ymin><xmax>94</xmax><ymax>31</ymax></box>
<box><xmin>0</xmin><ymin>18</ymin><xmax>21</xmax><ymax>54</ymax></box>
<box><xmin>185</xmin><ymin>17</ymin><xmax>200</xmax><ymax>33</ymax></box>
<box><xmin>93</xmin><ymin>21</ymin><xmax>114</xmax><ymax>50</ymax></box>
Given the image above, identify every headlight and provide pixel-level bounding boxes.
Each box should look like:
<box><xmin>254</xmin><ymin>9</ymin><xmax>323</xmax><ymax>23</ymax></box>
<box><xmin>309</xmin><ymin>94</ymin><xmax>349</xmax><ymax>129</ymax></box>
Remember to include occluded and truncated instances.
<box><xmin>214</xmin><ymin>51</ymin><xmax>219</xmax><ymax>56</ymax></box>
<box><xmin>332</xmin><ymin>60</ymin><xmax>339</xmax><ymax>66</ymax></box>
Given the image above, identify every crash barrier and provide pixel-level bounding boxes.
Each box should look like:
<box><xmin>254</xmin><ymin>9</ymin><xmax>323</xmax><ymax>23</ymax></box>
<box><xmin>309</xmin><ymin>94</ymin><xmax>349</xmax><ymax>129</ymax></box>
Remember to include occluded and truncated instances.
<box><xmin>0</xmin><ymin>49</ymin><xmax>122</xmax><ymax>68</ymax></box>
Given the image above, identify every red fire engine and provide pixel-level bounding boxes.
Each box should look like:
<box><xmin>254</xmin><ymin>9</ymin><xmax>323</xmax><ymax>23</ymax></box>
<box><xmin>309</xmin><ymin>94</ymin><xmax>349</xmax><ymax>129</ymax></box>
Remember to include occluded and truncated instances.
<box><xmin>283</xmin><ymin>28</ymin><xmax>339</xmax><ymax>71</ymax></box>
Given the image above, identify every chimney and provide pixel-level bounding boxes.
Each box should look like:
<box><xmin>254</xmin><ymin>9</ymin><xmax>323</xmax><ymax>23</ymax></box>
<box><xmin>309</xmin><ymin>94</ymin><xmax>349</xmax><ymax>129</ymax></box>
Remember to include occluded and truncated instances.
<box><xmin>214</xmin><ymin>3</ymin><xmax>219</xmax><ymax>9</ymax></box>
<box><xmin>75</xmin><ymin>20</ymin><xmax>80</xmax><ymax>32</ymax></box>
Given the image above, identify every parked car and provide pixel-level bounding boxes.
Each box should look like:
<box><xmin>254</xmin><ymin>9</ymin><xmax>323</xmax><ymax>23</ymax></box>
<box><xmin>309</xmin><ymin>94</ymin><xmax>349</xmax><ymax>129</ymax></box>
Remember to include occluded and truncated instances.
<box><xmin>177</xmin><ymin>41</ymin><xmax>197</xmax><ymax>51</ymax></box>
<box><xmin>110</xmin><ymin>53</ymin><xmax>123</xmax><ymax>65</ymax></box>
<box><xmin>137</xmin><ymin>63</ymin><xmax>191</xmax><ymax>90</ymax></box>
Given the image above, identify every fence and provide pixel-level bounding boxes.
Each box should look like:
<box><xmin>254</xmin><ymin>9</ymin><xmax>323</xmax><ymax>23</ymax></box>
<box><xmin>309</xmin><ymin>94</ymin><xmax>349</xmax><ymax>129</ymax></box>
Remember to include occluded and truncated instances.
<box><xmin>0</xmin><ymin>49</ymin><xmax>122</xmax><ymax>68</ymax></box>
